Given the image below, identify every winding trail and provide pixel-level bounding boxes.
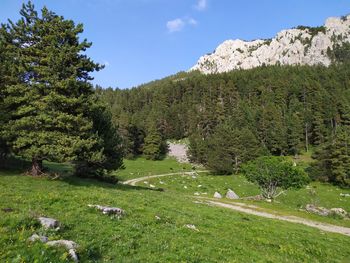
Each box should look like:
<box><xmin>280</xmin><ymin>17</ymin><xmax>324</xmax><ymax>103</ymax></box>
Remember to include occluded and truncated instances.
<box><xmin>123</xmin><ymin>171</ymin><xmax>350</xmax><ymax>237</ymax></box>
<box><xmin>123</xmin><ymin>171</ymin><xmax>208</xmax><ymax>186</ymax></box>
<box><xmin>205</xmin><ymin>200</ymin><xmax>350</xmax><ymax>236</ymax></box>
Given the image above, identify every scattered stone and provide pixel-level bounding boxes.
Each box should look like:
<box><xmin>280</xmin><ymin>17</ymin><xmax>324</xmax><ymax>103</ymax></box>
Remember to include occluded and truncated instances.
<box><xmin>194</xmin><ymin>192</ymin><xmax>200</xmax><ymax>196</ymax></box>
<box><xmin>305</xmin><ymin>204</ymin><xmax>330</xmax><ymax>216</ymax></box>
<box><xmin>201</xmin><ymin>192</ymin><xmax>207</xmax><ymax>195</ymax></box>
<box><xmin>155</xmin><ymin>215</ymin><xmax>161</xmax><ymax>220</ymax></box>
<box><xmin>192</xmin><ymin>175</ymin><xmax>197</xmax><ymax>179</ymax></box>
<box><xmin>197</xmin><ymin>185</ymin><xmax>202</xmax><ymax>188</ymax></box>
<box><xmin>226</xmin><ymin>189</ymin><xmax>239</xmax><ymax>199</ymax></box>
<box><xmin>28</xmin><ymin>234</ymin><xmax>48</xmax><ymax>243</ymax></box>
<box><xmin>266</xmin><ymin>199</ymin><xmax>272</xmax><ymax>203</ymax></box>
<box><xmin>150</xmin><ymin>184</ymin><xmax>156</xmax><ymax>188</ymax></box>
<box><xmin>185</xmin><ymin>224</ymin><xmax>199</xmax><ymax>231</ymax></box>
<box><xmin>38</xmin><ymin>217</ymin><xmax>60</xmax><ymax>229</ymax></box>
<box><xmin>340</xmin><ymin>193</ymin><xmax>350</xmax><ymax>197</ymax></box>
<box><xmin>1</xmin><ymin>207</ymin><xmax>13</xmax><ymax>213</ymax></box>
<box><xmin>46</xmin><ymin>240</ymin><xmax>79</xmax><ymax>262</ymax></box>
<box><xmin>330</xmin><ymin>208</ymin><xmax>348</xmax><ymax>218</ymax></box>
<box><xmin>88</xmin><ymin>205</ymin><xmax>124</xmax><ymax>216</ymax></box>
<box><xmin>46</xmin><ymin>239</ymin><xmax>78</xmax><ymax>250</ymax></box>
<box><xmin>184</xmin><ymin>186</ymin><xmax>188</xmax><ymax>189</ymax></box>
<box><xmin>213</xmin><ymin>192</ymin><xmax>222</xmax><ymax>199</ymax></box>
<box><xmin>143</xmin><ymin>181</ymin><xmax>148</xmax><ymax>184</ymax></box>
<box><xmin>159</xmin><ymin>181</ymin><xmax>165</xmax><ymax>185</ymax></box>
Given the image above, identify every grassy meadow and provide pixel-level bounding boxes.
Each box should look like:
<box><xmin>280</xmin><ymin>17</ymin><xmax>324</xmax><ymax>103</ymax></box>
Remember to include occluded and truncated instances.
<box><xmin>0</xmin><ymin>158</ymin><xmax>350</xmax><ymax>262</ymax></box>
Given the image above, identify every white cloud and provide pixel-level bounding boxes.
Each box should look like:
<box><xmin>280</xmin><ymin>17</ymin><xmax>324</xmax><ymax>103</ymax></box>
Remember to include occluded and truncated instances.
<box><xmin>195</xmin><ymin>0</ymin><xmax>207</xmax><ymax>11</ymax></box>
<box><xmin>166</xmin><ymin>18</ymin><xmax>185</xmax><ymax>33</ymax></box>
<box><xmin>188</xmin><ymin>18</ymin><xmax>198</xmax><ymax>26</ymax></box>
<box><xmin>166</xmin><ymin>17</ymin><xmax>198</xmax><ymax>33</ymax></box>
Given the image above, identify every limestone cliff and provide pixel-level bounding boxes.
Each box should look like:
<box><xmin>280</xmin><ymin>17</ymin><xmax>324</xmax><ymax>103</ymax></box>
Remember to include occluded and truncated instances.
<box><xmin>191</xmin><ymin>15</ymin><xmax>350</xmax><ymax>73</ymax></box>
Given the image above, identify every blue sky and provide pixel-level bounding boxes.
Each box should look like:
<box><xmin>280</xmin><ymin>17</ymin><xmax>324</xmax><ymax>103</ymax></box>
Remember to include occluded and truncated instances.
<box><xmin>0</xmin><ymin>0</ymin><xmax>349</xmax><ymax>89</ymax></box>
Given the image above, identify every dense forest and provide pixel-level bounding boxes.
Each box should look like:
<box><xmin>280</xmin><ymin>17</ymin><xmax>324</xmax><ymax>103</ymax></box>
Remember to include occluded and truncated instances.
<box><xmin>98</xmin><ymin>63</ymin><xmax>350</xmax><ymax>185</ymax></box>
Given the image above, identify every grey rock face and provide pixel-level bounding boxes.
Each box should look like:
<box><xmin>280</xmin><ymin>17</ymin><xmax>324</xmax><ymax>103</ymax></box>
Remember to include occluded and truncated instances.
<box><xmin>191</xmin><ymin>15</ymin><xmax>350</xmax><ymax>74</ymax></box>
<box><xmin>38</xmin><ymin>217</ymin><xmax>59</xmax><ymax>229</ymax></box>
<box><xmin>226</xmin><ymin>189</ymin><xmax>239</xmax><ymax>199</ymax></box>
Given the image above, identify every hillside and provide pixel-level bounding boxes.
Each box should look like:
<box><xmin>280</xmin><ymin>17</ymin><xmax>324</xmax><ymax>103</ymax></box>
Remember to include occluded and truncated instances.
<box><xmin>191</xmin><ymin>15</ymin><xmax>350</xmax><ymax>74</ymax></box>
<box><xmin>1</xmin><ymin>159</ymin><xmax>350</xmax><ymax>262</ymax></box>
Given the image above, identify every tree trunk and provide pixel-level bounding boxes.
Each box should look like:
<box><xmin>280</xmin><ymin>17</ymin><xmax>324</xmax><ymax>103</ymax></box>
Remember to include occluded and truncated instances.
<box><xmin>31</xmin><ymin>157</ymin><xmax>43</xmax><ymax>176</ymax></box>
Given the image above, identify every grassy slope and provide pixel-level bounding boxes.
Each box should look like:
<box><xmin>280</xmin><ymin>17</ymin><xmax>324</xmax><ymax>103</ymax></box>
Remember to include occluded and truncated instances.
<box><xmin>146</xmin><ymin>173</ymin><xmax>350</xmax><ymax>227</ymax></box>
<box><xmin>114</xmin><ymin>157</ymin><xmax>194</xmax><ymax>181</ymax></box>
<box><xmin>1</xmin><ymin>159</ymin><xmax>350</xmax><ymax>262</ymax></box>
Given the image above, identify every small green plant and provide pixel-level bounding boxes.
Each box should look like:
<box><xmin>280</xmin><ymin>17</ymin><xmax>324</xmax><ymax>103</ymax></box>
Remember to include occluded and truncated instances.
<box><xmin>242</xmin><ymin>156</ymin><xmax>309</xmax><ymax>200</ymax></box>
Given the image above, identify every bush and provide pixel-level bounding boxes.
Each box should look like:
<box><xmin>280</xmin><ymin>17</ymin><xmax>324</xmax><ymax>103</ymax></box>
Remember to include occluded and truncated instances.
<box><xmin>242</xmin><ymin>156</ymin><xmax>309</xmax><ymax>199</ymax></box>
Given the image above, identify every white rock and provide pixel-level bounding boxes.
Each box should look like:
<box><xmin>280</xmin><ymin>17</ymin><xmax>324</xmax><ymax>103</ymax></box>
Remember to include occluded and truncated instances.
<box><xmin>194</xmin><ymin>192</ymin><xmax>200</xmax><ymax>196</ymax></box>
<box><xmin>226</xmin><ymin>189</ymin><xmax>239</xmax><ymax>199</ymax></box>
<box><xmin>185</xmin><ymin>224</ymin><xmax>199</xmax><ymax>231</ymax></box>
<box><xmin>38</xmin><ymin>217</ymin><xmax>59</xmax><ymax>229</ymax></box>
<box><xmin>46</xmin><ymin>240</ymin><xmax>79</xmax><ymax>262</ymax></box>
<box><xmin>46</xmin><ymin>240</ymin><xmax>78</xmax><ymax>250</ymax></box>
<box><xmin>28</xmin><ymin>234</ymin><xmax>48</xmax><ymax>243</ymax></box>
<box><xmin>190</xmin><ymin>15</ymin><xmax>350</xmax><ymax>74</ymax></box>
<box><xmin>88</xmin><ymin>205</ymin><xmax>124</xmax><ymax>215</ymax></box>
<box><xmin>213</xmin><ymin>192</ymin><xmax>222</xmax><ymax>199</ymax></box>
<box><xmin>340</xmin><ymin>193</ymin><xmax>350</xmax><ymax>197</ymax></box>
<box><xmin>150</xmin><ymin>184</ymin><xmax>156</xmax><ymax>188</ymax></box>
<box><xmin>184</xmin><ymin>186</ymin><xmax>188</xmax><ymax>189</ymax></box>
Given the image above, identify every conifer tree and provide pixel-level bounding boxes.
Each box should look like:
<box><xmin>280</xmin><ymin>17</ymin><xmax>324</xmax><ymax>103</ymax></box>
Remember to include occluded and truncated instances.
<box><xmin>312</xmin><ymin>126</ymin><xmax>350</xmax><ymax>186</ymax></box>
<box><xmin>143</xmin><ymin>126</ymin><xmax>167</xmax><ymax>160</ymax></box>
<box><xmin>1</xmin><ymin>2</ymin><xmax>123</xmax><ymax>175</ymax></box>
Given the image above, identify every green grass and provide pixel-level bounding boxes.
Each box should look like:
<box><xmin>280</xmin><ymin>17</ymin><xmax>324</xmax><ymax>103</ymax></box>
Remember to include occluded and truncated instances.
<box><xmin>114</xmin><ymin>157</ymin><xmax>194</xmax><ymax>181</ymax></box>
<box><xmin>145</xmin><ymin>172</ymin><xmax>350</xmax><ymax>227</ymax></box>
<box><xmin>1</xmin><ymin>159</ymin><xmax>350</xmax><ymax>262</ymax></box>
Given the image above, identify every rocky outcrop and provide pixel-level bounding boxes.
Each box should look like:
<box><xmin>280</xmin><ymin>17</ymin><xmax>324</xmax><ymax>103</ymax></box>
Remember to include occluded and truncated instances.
<box><xmin>191</xmin><ymin>15</ymin><xmax>350</xmax><ymax>74</ymax></box>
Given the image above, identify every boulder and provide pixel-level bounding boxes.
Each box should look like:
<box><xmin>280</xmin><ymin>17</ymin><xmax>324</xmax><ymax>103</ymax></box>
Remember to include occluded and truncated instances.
<box><xmin>88</xmin><ymin>205</ymin><xmax>124</xmax><ymax>216</ymax></box>
<box><xmin>38</xmin><ymin>217</ymin><xmax>59</xmax><ymax>229</ymax></box>
<box><xmin>226</xmin><ymin>189</ymin><xmax>239</xmax><ymax>199</ymax></box>
<box><xmin>305</xmin><ymin>204</ymin><xmax>330</xmax><ymax>216</ymax></box>
<box><xmin>330</xmin><ymin>208</ymin><xmax>348</xmax><ymax>218</ymax></box>
<box><xmin>213</xmin><ymin>192</ymin><xmax>222</xmax><ymax>199</ymax></box>
<box><xmin>46</xmin><ymin>240</ymin><xmax>79</xmax><ymax>262</ymax></box>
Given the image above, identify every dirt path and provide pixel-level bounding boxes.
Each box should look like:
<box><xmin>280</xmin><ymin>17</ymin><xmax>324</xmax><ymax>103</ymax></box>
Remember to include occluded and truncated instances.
<box><xmin>204</xmin><ymin>200</ymin><xmax>350</xmax><ymax>237</ymax></box>
<box><xmin>123</xmin><ymin>172</ymin><xmax>350</xmax><ymax>237</ymax></box>
<box><xmin>123</xmin><ymin>171</ymin><xmax>207</xmax><ymax>186</ymax></box>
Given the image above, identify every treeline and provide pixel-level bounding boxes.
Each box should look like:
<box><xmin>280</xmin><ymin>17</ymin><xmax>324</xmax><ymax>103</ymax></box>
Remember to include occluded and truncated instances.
<box><xmin>0</xmin><ymin>2</ymin><xmax>123</xmax><ymax>178</ymax></box>
<box><xmin>98</xmin><ymin>64</ymin><xmax>350</xmax><ymax>185</ymax></box>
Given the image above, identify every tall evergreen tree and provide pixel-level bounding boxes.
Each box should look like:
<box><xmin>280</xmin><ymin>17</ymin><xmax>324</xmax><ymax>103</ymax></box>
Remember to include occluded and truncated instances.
<box><xmin>312</xmin><ymin>126</ymin><xmax>350</xmax><ymax>186</ymax></box>
<box><xmin>1</xmin><ymin>2</ymin><xmax>122</xmax><ymax>175</ymax></box>
<box><xmin>143</xmin><ymin>125</ymin><xmax>167</xmax><ymax>160</ymax></box>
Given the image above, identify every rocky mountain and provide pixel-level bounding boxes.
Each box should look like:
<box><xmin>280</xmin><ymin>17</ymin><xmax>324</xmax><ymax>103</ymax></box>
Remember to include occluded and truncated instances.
<box><xmin>191</xmin><ymin>15</ymin><xmax>350</xmax><ymax>74</ymax></box>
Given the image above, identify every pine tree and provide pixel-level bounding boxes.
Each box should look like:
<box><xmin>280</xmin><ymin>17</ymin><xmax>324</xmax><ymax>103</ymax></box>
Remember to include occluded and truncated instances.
<box><xmin>143</xmin><ymin>126</ymin><xmax>167</xmax><ymax>160</ymax></box>
<box><xmin>1</xmin><ymin>2</ymin><xmax>122</xmax><ymax>175</ymax></box>
<box><xmin>312</xmin><ymin>126</ymin><xmax>350</xmax><ymax>186</ymax></box>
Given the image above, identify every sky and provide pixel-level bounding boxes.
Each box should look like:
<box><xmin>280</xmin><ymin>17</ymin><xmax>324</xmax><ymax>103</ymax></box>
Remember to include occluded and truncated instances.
<box><xmin>0</xmin><ymin>0</ymin><xmax>349</xmax><ymax>89</ymax></box>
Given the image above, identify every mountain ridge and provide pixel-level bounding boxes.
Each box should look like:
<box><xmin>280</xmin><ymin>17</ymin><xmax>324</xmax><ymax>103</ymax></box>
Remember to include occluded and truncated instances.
<box><xmin>190</xmin><ymin>15</ymin><xmax>350</xmax><ymax>74</ymax></box>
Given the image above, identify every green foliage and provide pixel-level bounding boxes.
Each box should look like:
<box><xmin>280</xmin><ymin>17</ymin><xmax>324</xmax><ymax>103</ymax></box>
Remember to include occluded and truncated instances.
<box><xmin>311</xmin><ymin>126</ymin><xmax>350</xmax><ymax>186</ymax></box>
<box><xmin>0</xmin><ymin>1</ymin><xmax>122</xmax><ymax>176</ymax></box>
<box><xmin>206</xmin><ymin>123</ymin><xmax>263</xmax><ymax>174</ymax></box>
<box><xmin>99</xmin><ymin>63</ymin><xmax>350</xmax><ymax>172</ymax></box>
<box><xmin>75</xmin><ymin>102</ymin><xmax>124</xmax><ymax>178</ymax></box>
<box><xmin>143</xmin><ymin>126</ymin><xmax>167</xmax><ymax>160</ymax></box>
<box><xmin>242</xmin><ymin>156</ymin><xmax>309</xmax><ymax>199</ymax></box>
